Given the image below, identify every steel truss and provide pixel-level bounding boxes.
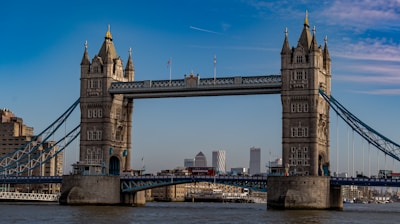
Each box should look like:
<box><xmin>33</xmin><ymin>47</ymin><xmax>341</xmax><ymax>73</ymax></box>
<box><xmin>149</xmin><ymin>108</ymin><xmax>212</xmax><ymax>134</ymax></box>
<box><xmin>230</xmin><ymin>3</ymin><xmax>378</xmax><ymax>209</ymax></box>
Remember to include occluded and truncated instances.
<box><xmin>319</xmin><ymin>89</ymin><xmax>400</xmax><ymax>162</ymax></box>
<box><xmin>0</xmin><ymin>98</ymin><xmax>80</xmax><ymax>175</ymax></box>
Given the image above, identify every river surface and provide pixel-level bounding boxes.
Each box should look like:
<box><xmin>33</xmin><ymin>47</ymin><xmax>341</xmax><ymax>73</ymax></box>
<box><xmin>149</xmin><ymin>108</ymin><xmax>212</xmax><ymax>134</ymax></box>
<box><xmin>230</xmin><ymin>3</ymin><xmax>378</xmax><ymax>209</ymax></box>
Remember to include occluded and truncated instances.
<box><xmin>0</xmin><ymin>202</ymin><xmax>399</xmax><ymax>223</ymax></box>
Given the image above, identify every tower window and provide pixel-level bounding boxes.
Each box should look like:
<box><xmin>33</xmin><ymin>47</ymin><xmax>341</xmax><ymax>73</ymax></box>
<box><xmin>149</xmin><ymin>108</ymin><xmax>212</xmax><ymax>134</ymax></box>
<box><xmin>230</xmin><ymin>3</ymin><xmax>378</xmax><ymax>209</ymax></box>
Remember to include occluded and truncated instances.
<box><xmin>296</xmin><ymin>71</ymin><xmax>303</xmax><ymax>80</ymax></box>
<box><xmin>291</xmin><ymin>103</ymin><xmax>296</xmax><ymax>112</ymax></box>
<box><xmin>291</xmin><ymin>128</ymin><xmax>298</xmax><ymax>137</ymax></box>
<box><xmin>296</xmin><ymin>56</ymin><xmax>303</xmax><ymax>63</ymax></box>
<box><xmin>303</xmin><ymin>103</ymin><xmax>309</xmax><ymax>112</ymax></box>
<box><xmin>304</xmin><ymin>127</ymin><xmax>309</xmax><ymax>137</ymax></box>
<box><xmin>297</xmin><ymin>103</ymin><xmax>302</xmax><ymax>112</ymax></box>
<box><xmin>298</xmin><ymin>128</ymin><xmax>304</xmax><ymax>137</ymax></box>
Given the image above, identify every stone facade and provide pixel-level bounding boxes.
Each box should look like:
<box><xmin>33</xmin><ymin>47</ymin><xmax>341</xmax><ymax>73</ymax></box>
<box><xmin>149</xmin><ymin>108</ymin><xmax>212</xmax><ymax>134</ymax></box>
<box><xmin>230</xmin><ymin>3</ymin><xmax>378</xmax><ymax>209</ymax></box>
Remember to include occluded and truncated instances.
<box><xmin>280</xmin><ymin>12</ymin><xmax>331</xmax><ymax>176</ymax></box>
<box><xmin>60</xmin><ymin>175</ymin><xmax>120</xmax><ymax>205</ymax></box>
<box><xmin>79</xmin><ymin>26</ymin><xmax>134</xmax><ymax>175</ymax></box>
<box><xmin>267</xmin><ymin>12</ymin><xmax>342</xmax><ymax>210</ymax></box>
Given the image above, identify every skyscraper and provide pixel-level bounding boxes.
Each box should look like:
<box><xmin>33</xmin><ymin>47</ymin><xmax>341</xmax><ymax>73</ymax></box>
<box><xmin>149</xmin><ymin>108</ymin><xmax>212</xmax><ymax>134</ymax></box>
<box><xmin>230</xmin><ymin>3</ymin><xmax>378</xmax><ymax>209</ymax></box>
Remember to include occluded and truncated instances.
<box><xmin>194</xmin><ymin>151</ymin><xmax>207</xmax><ymax>167</ymax></box>
<box><xmin>184</xmin><ymin>158</ymin><xmax>195</xmax><ymax>167</ymax></box>
<box><xmin>212</xmin><ymin>150</ymin><xmax>226</xmax><ymax>174</ymax></box>
<box><xmin>249</xmin><ymin>147</ymin><xmax>261</xmax><ymax>175</ymax></box>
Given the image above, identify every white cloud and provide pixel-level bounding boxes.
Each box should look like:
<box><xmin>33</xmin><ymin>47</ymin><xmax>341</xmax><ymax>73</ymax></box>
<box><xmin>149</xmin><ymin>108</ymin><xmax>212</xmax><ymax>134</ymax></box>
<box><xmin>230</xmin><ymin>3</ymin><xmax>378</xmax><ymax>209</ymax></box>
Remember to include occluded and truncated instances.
<box><xmin>335</xmin><ymin>73</ymin><xmax>400</xmax><ymax>85</ymax></box>
<box><xmin>354</xmin><ymin>89</ymin><xmax>400</xmax><ymax>95</ymax></box>
<box><xmin>321</xmin><ymin>0</ymin><xmax>400</xmax><ymax>30</ymax></box>
<box><xmin>332</xmin><ymin>38</ymin><xmax>400</xmax><ymax>62</ymax></box>
<box><xmin>189</xmin><ymin>26</ymin><xmax>221</xmax><ymax>35</ymax></box>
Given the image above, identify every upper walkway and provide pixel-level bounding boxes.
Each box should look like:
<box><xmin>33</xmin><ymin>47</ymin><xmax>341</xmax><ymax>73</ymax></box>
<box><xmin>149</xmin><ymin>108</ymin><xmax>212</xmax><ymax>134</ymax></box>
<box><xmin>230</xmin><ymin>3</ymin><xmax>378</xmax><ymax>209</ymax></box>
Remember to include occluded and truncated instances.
<box><xmin>109</xmin><ymin>75</ymin><xmax>282</xmax><ymax>98</ymax></box>
<box><xmin>2</xmin><ymin>176</ymin><xmax>400</xmax><ymax>191</ymax></box>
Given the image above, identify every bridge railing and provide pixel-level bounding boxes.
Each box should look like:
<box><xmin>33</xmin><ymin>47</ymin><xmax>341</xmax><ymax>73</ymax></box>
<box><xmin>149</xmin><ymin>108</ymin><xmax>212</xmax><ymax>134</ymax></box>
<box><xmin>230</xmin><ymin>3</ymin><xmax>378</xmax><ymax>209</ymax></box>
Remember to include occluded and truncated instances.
<box><xmin>109</xmin><ymin>75</ymin><xmax>282</xmax><ymax>92</ymax></box>
<box><xmin>120</xmin><ymin>175</ymin><xmax>268</xmax><ymax>193</ymax></box>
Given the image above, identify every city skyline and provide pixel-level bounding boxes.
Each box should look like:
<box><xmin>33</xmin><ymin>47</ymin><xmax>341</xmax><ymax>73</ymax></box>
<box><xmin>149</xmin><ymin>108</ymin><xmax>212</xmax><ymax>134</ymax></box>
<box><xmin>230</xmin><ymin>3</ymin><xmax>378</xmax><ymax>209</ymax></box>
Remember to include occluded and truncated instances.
<box><xmin>1</xmin><ymin>1</ymin><xmax>399</xmax><ymax>175</ymax></box>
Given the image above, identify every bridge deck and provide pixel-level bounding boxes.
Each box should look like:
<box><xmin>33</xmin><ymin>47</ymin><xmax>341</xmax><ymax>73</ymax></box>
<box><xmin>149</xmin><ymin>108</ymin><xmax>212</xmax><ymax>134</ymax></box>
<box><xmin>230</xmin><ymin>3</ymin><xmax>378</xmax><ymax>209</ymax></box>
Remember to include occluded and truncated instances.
<box><xmin>2</xmin><ymin>176</ymin><xmax>399</xmax><ymax>189</ymax></box>
<box><xmin>109</xmin><ymin>75</ymin><xmax>282</xmax><ymax>98</ymax></box>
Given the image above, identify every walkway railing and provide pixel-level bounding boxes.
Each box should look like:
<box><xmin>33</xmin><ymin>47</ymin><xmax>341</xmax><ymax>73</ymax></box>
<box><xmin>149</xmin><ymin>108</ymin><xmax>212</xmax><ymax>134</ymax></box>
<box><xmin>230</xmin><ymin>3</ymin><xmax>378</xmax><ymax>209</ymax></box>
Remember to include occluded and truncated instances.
<box><xmin>109</xmin><ymin>75</ymin><xmax>282</xmax><ymax>98</ymax></box>
<box><xmin>0</xmin><ymin>191</ymin><xmax>59</xmax><ymax>202</ymax></box>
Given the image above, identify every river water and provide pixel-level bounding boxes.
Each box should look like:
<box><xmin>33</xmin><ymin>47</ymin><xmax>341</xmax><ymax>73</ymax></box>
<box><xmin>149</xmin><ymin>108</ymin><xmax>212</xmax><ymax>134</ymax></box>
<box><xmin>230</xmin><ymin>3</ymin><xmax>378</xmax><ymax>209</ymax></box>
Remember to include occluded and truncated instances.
<box><xmin>0</xmin><ymin>202</ymin><xmax>399</xmax><ymax>223</ymax></box>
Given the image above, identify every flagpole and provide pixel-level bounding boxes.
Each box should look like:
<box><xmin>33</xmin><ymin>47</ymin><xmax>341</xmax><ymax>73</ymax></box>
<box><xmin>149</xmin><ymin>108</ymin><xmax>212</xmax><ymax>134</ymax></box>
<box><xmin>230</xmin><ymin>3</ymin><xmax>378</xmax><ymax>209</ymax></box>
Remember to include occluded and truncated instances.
<box><xmin>169</xmin><ymin>57</ymin><xmax>172</xmax><ymax>86</ymax></box>
<box><xmin>213</xmin><ymin>54</ymin><xmax>216</xmax><ymax>85</ymax></box>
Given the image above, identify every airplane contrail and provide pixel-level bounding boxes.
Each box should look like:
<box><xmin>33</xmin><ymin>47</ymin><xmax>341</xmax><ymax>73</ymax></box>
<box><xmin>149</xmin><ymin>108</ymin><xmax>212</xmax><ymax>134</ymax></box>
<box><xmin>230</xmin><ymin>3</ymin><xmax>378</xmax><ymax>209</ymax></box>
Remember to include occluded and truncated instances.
<box><xmin>189</xmin><ymin>26</ymin><xmax>220</xmax><ymax>34</ymax></box>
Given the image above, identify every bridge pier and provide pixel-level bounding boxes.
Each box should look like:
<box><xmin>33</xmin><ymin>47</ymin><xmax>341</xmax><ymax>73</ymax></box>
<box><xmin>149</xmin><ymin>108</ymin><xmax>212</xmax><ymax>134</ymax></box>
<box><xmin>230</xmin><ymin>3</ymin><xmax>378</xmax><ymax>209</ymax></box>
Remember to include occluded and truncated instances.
<box><xmin>121</xmin><ymin>191</ymin><xmax>146</xmax><ymax>206</ymax></box>
<box><xmin>267</xmin><ymin>176</ymin><xmax>343</xmax><ymax>210</ymax></box>
<box><xmin>60</xmin><ymin>175</ymin><xmax>146</xmax><ymax>206</ymax></box>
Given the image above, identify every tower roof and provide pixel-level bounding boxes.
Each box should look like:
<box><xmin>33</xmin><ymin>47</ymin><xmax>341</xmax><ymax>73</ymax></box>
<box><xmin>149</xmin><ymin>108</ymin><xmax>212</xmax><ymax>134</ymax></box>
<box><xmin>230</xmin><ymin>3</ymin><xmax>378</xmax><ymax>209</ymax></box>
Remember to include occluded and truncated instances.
<box><xmin>324</xmin><ymin>36</ymin><xmax>330</xmax><ymax>59</ymax></box>
<box><xmin>196</xmin><ymin>151</ymin><xmax>205</xmax><ymax>157</ymax></box>
<box><xmin>125</xmin><ymin>48</ymin><xmax>134</xmax><ymax>72</ymax></box>
<box><xmin>297</xmin><ymin>10</ymin><xmax>312</xmax><ymax>49</ymax></box>
<box><xmin>98</xmin><ymin>25</ymin><xmax>118</xmax><ymax>63</ymax></box>
<box><xmin>310</xmin><ymin>26</ymin><xmax>318</xmax><ymax>51</ymax></box>
<box><xmin>81</xmin><ymin>40</ymin><xmax>90</xmax><ymax>65</ymax></box>
<box><xmin>281</xmin><ymin>27</ymin><xmax>291</xmax><ymax>54</ymax></box>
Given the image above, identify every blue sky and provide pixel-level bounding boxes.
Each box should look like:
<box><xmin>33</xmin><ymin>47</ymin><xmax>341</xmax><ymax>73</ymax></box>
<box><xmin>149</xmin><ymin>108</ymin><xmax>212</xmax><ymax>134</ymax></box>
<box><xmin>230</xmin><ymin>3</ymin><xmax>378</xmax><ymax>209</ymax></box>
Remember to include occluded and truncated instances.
<box><xmin>1</xmin><ymin>0</ymin><xmax>399</xmax><ymax>175</ymax></box>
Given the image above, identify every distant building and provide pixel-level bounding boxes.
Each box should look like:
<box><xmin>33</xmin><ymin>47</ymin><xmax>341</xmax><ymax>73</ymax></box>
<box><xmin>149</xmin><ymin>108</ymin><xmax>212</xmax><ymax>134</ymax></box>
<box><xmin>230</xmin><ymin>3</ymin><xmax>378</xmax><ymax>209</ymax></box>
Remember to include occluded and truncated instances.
<box><xmin>0</xmin><ymin>109</ymin><xmax>63</xmax><ymax>193</ymax></box>
<box><xmin>194</xmin><ymin>151</ymin><xmax>207</xmax><ymax>167</ymax></box>
<box><xmin>184</xmin><ymin>158</ymin><xmax>195</xmax><ymax>168</ymax></box>
<box><xmin>212</xmin><ymin>150</ymin><xmax>226</xmax><ymax>174</ymax></box>
<box><xmin>249</xmin><ymin>147</ymin><xmax>261</xmax><ymax>175</ymax></box>
<box><xmin>267</xmin><ymin>158</ymin><xmax>282</xmax><ymax>174</ymax></box>
<box><xmin>231</xmin><ymin>167</ymin><xmax>247</xmax><ymax>175</ymax></box>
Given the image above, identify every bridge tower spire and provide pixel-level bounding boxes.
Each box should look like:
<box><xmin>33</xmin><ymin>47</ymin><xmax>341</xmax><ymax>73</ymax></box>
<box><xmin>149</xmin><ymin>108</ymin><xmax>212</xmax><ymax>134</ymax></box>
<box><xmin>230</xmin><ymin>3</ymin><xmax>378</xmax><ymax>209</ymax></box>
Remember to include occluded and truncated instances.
<box><xmin>78</xmin><ymin>25</ymin><xmax>134</xmax><ymax>175</ymax></box>
<box><xmin>268</xmin><ymin>11</ymin><xmax>340</xmax><ymax>210</ymax></box>
<box><xmin>280</xmin><ymin>12</ymin><xmax>331</xmax><ymax>176</ymax></box>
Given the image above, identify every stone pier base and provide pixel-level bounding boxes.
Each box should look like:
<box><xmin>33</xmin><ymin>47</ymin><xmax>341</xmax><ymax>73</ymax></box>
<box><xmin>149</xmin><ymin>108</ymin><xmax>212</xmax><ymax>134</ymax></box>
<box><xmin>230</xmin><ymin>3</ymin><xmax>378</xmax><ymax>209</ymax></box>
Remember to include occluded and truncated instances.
<box><xmin>60</xmin><ymin>175</ymin><xmax>142</xmax><ymax>206</ymax></box>
<box><xmin>121</xmin><ymin>190</ymin><xmax>146</xmax><ymax>206</ymax></box>
<box><xmin>59</xmin><ymin>175</ymin><xmax>120</xmax><ymax>205</ymax></box>
<box><xmin>267</xmin><ymin>176</ymin><xmax>343</xmax><ymax>210</ymax></box>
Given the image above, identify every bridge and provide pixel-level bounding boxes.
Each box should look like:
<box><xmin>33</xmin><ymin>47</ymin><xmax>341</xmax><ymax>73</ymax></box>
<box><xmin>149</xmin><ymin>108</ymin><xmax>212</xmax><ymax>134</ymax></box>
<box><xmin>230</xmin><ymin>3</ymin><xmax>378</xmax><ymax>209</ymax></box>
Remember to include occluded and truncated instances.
<box><xmin>2</xmin><ymin>175</ymin><xmax>400</xmax><ymax>191</ymax></box>
<box><xmin>0</xmin><ymin>191</ymin><xmax>59</xmax><ymax>202</ymax></box>
<box><xmin>0</xmin><ymin>14</ymin><xmax>399</xmax><ymax>209</ymax></box>
<box><xmin>109</xmin><ymin>74</ymin><xmax>282</xmax><ymax>98</ymax></box>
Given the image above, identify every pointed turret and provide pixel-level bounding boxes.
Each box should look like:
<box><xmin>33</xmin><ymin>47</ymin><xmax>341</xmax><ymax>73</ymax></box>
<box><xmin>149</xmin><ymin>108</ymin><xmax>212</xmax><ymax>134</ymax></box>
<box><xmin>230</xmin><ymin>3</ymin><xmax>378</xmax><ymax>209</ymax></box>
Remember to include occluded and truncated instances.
<box><xmin>281</xmin><ymin>27</ymin><xmax>293</xmax><ymax>68</ymax></box>
<box><xmin>297</xmin><ymin>10</ymin><xmax>312</xmax><ymax>49</ymax></box>
<box><xmin>98</xmin><ymin>25</ymin><xmax>118</xmax><ymax>63</ymax></box>
<box><xmin>310</xmin><ymin>26</ymin><xmax>318</xmax><ymax>52</ymax></box>
<box><xmin>80</xmin><ymin>41</ymin><xmax>90</xmax><ymax>76</ymax></box>
<box><xmin>125</xmin><ymin>48</ymin><xmax>134</xmax><ymax>81</ymax></box>
<box><xmin>323</xmin><ymin>36</ymin><xmax>330</xmax><ymax>59</ymax></box>
<box><xmin>81</xmin><ymin>41</ymin><xmax>90</xmax><ymax>65</ymax></box>
<box><xmin>323</xmin><ymin>36</ymin><xmax>331</xmax><ymax>71</ymax></box>
<box><xmin>281</xmin><ymin>27</ymin><xmax>291</xmax><ymax>54</ymax></box>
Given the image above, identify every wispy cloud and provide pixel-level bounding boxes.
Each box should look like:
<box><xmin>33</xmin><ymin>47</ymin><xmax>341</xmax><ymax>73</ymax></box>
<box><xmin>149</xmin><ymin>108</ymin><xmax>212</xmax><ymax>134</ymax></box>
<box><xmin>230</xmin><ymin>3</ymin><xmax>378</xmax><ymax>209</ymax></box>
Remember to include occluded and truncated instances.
<box><xmin>189</xmin><ymin>26</ymin><xmax>221</xmax><ymax>34</ymax></box>
<box><xmin>354</xmin><ymin>89</ymin><xmax>400</xmax><ymax>95</ymax></box>
<box><xmin>332</xmin><ymin>38</ymin><xmax>400</xmax><ymax>62</ymax></box>
<box><xmin>188</xmin><ymin>44</ymin><xmax>279</xmax><ymax>52</ymax></box>
<box><xmin>320</xmin><ymin>0</ymin><xmax>400</xmax><ymax>31</ymax></box>
<box><xmin>335</xmin><ymin>73</ymin><xmax>400</xmax><ymax>85</ymax></box>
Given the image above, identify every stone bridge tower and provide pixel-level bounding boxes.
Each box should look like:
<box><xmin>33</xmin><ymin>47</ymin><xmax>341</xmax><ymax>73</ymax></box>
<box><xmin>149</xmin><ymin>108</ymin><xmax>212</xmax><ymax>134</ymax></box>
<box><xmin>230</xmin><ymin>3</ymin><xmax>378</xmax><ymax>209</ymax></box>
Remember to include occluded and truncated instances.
<box><xmin>280</xmin><ymin>12</ymin><xmax>331</xmax><ymax>176</ymax></box>
<box><xmin>268</xmin><ymin>12</ymin><xmax>341</xmax><ymax>210</ymax></box>
<box><xmin>79</xmin><ymin>26</ymin><xmax>134</xmax><ymax>175</ymax></box>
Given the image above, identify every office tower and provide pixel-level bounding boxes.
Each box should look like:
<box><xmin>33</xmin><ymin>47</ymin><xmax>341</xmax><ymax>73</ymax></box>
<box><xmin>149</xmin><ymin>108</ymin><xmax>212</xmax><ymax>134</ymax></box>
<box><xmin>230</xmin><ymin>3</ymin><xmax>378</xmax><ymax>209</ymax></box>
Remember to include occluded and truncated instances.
<box><xmin>249</xmin><ymin>147</ymin><xmax>261</xmax><ymax>175</ymax></box>
<box><xmin>212</xmin><ymin>150</ymin><xmax>226</xmax><ymax>174</ymax></box>
<box><xmin>194</xmin><ymin>151</ymin><xmax>207</xmax><ymax>167</ymax></box>
<box><xmin>184</xmin><ymin>158</ymin><xmax>195</xmax><ymax>167</ymax></box>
